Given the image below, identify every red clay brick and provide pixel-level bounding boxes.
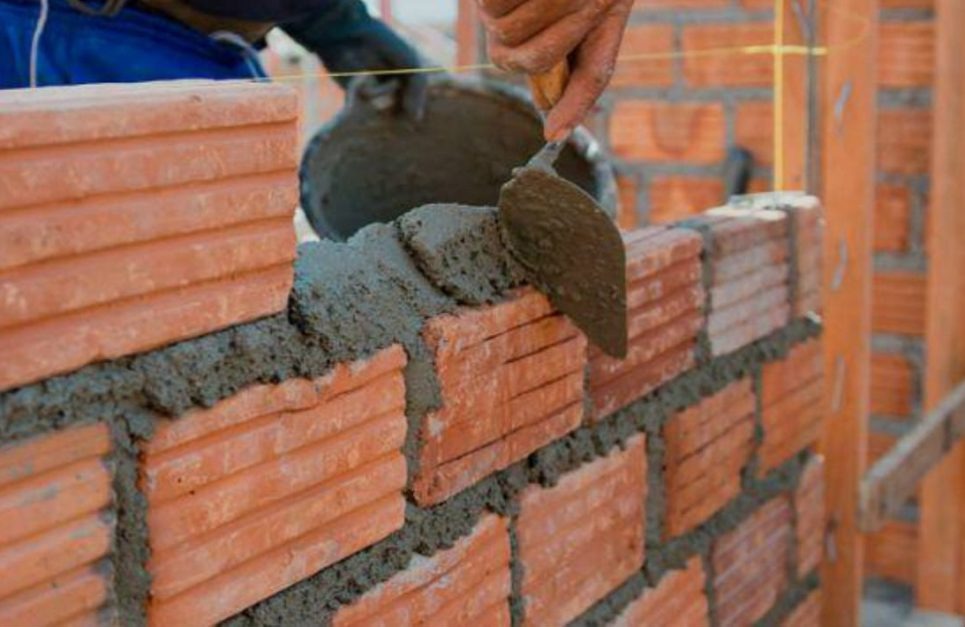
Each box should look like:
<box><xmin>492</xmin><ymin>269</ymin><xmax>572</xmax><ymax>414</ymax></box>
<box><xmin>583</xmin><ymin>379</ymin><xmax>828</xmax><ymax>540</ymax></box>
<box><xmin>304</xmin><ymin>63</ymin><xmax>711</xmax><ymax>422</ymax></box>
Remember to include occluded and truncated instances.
<box><xmin>682</xmin><ymin>24</ymin><xmax>774</xmax><ymax>86</ymax></box>
<box><xmin>413</xmin><ymin>290</ymin><xmax>585</xmax><ymax>505</ymax></box>
<box><xmin>713</xmin><ymin>240</ymin><xmax>789</xmax><ymax>283</ymax></box>
<box><xmin>611</xmin><ymin>25</ymin><xmax>675</xmax><ymax>87</ymax></box>
<box><xmin>649</xmin><ymin>176</ymin><xmax>725</xmax><ymax>224</ymax></box>
<box><xmin>711</xmin><ymin>304</ymin><xmax>790</xmax><ymax>356</ymax></box>
<box><xmin>735</xmin><ymin>101</ymin><xmax>774</xmax><ymax>166</ymax></box>
<box><xmin>0</xmin><ymin>424</ymin><xmax>114</xmax><ymax>623</ymax></box>
<box><xmin>616</xmin><ymin>174</ymin><xmax>640</xmax><ymax>230</ymax></box>
<box><xmin>610</xmin><ymin>101</ymin><xmax>726</xmax><ymax>164</ymax></box>
<box><xmin>794</xmin><ymin>456</ymin><xmax>825</xmax><ymax>577</ymax></box>
<box><xmin>877</xmin><ymin>108</ymin><xmax>932</xmax><ymax>175</ymax></box>
<box><xmin>704</xmin><ymin>207</ymin><xmax>788</xmax><ymax>256</ymax></box>
<box><xmin>612</xmin><ymin>556</ymin><xmax>709</xmax><ymax>627</ymax></box>
<box><xmin>333</xmin><ymin>514</ymin><xmax>511</xmax><ymax>627</ymax></box>
<box><xmin>871</xmin><ymin>352</ymin><xmax>916</xmax><ymax>417</ymax></box>
<box><xmin>875</xmin><ymin>184</ymin><xmax>912</xmax><ymax>252</ymax></box>
<box><xmin>712</xmin><ymin>498</ymin><xmax>793</xmax><ymax>626</ymax></box>
<box><xmin>782</xmin><ymin>590</ymin><xmax>822</xmax><ymax>627</ymax></box>
<box><xmin>708</xmin><ymin>284</ymin><xmax>789</xmax><ymax>335</ymax></box>
<box><xmin>143</xmin><ymin>346</ymin><xmax>408</xmax><ymax>627</ymax></box>
<box><xmin>873</xmin><ymin>271</ymin><xmax>927</xmax><ymax>336</ymax></box>
<box><xmin>866</xmin><ymin>519</ymin><xmax>918</xmax><ymax>586</ymax></box>
<box><xmin>518</xmin><ymin>435</ymin><xmax>646</xmax><ymax>626</ymax></box>
<box><xmin>710</xmin><ymin>265</ymin><xmax>787</xmax><ymax>310</ymax></box>
<box><xmin>0</xmin><ymin>81</ymin><xmax>298</xmax><ymax>392</ymax></box>
<box><xmin>665</xmin><ymin>380</ymin><xmax>755</xmax><ymax>537</ymax></box>
<box><xmin>760</xmin><ymin>342</ymin><xmax>824</xmax><ymax>472</ymax></box>
<box><xmin>878</xmin><ymin>22</ymin><xmax>935</xmax><ymax>88</ymax></box>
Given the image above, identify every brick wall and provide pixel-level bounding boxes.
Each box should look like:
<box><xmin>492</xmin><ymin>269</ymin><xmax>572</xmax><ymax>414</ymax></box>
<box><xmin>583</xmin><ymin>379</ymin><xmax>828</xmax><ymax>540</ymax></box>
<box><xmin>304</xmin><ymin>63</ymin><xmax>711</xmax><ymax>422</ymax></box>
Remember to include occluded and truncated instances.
<box><xmin>866</xmin><ymin>0</ymin><xmax>935</xmax><ymax>591</ymax></box>
<box><xmin>0</xmin><ymin>82</ymin><xmax>826</xmax><ymax>626</ymax></box>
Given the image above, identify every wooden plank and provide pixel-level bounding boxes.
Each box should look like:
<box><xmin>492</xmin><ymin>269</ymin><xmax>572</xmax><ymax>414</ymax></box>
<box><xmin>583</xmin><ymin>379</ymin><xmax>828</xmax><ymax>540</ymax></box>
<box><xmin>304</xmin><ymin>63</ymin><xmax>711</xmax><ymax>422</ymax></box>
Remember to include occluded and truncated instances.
<box><xmin>859</xmin><ymin>382</ymin><xmax>965</xmax><ymax>532</ymax></box>
<box><xmin>917</xmin><ymin>0</ymin><xmax>965</xmax><ymax>613</ymax></box>
<box><xmin>816</xmin><ymin>2</ymin><xmax>877</xmax><ymax>625</ymax></box>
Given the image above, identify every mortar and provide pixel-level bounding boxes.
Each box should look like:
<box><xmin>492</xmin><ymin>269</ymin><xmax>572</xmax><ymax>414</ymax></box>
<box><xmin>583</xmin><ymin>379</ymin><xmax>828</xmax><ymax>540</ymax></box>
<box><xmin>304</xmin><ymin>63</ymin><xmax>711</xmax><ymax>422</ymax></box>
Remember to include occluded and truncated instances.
<box><xmin>299</xmin><ymin>77</ymin><xmax>618</xmax><ymax>241</ymax></box>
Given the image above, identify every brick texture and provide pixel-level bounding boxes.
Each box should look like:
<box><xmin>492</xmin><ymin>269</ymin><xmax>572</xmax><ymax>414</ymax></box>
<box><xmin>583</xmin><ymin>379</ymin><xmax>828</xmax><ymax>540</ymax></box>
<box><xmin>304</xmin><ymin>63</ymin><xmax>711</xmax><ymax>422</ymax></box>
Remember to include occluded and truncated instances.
<box><xmin>610</xmin><ymin>101</ymin><xmax>726</xmax><ymax>164</ymax></box>
<box><xmin>712</xmin><ymin>497</ymin><xmax>793</xmax><ymax>627</ymax></box>
<box><xmin>875</xmin><ymin>184</ymin><xmax>912</xmax><ymax>253</ymax></box>
<box><xmin>702</xmin><ymin>208</ymin><xmax>791</xmax><ymax>356</ymax></box>
<box><xmin>876</xmin><ymin>108</ymin><xmax>932</xmax><ymax>175</ymax></box>
<box><xmin>0</xmin><ymin>82</ymin><xmax>298</xmax><ymax>392</ymax></box>
<box><xmin>682</xmin><ymin>23</ymin><xmax>774</xmax><ymax>86</ymax></box>
<box><xmin>413</xmin><ymin>289</ymin><xmax>586</xmax><ymax>506</ymax></box>
<box><xmin>141</xmin><ymin>346</ymin><xmax>408</xmax><ymax>627</ymax></box>
<box><xmin>611</xmin><ymin>25</ymin><xmax>675</xmax><ymax>88</ymax></box>
<box><xmin>794</xmin><ymin>456</ymin><xmax>825</xmax><ymax>577</ymax></box>
<box><xmin>333</xmin><ymin>514</ymin><xmax>511</xmax><ymax>627</ymax></box>
<box><xmin>612</xmin><ymin>556</ymin><xmax>709</xmax><ymax>627</ymax></box>
<box><xmin>871</xmin><ymin>353</ymin><xmax>916</xmax><ymax>417</ymax></box>
<box><xmin>877</xmin><ymin>22</ymin><xmax>935</xmax><ymax>88</ymax></box>
<box><xmin>872</xmin><ymin>271</ymin><xmax>927</xmax><ymax>336</ymax></box>
<box><xmin>782</xmin><ymin>590</ymin><xmax>822</xmax><ymax>627</ymax></box>
<box><xmin>866</xmin><ymin>519</ymin><xmax>918</xmax><ymax>586</ymax></box>
<box><xmin>665</xmin><ymin>380</ymin><xmax>755</xmax><ymax>537</ymax></box>
<box><xmin>616</xmin><ymin>174</ymin><xmax>640</xmax><ymax>230</ymax></box>
<box><xmin>0</xmin><ymin>424</ymin><xmax>114</xmax><ymax>625</ymax></box>
<box><xmin>760</xmin><ymin>340</ymin><xmax>824</xmax><ymax>472</ymax></box>
<box><xmin>589</xmin><ymin>227</ymin><xmax>703</xmax><ymax>419</ymax></box>
<box><xmin>787</xmin><ymin>197</ymin><xmax>824</xmax><ymax>317</ymax></box>
<box><xmin>517</xmin><ymin>435</ymin><xmax>647</xmax><ymax>626</ymax></box>
<box><xmin>649</xmin><ymin>176</ymin><xmax>725</xmax><ymax>224</ymax></box>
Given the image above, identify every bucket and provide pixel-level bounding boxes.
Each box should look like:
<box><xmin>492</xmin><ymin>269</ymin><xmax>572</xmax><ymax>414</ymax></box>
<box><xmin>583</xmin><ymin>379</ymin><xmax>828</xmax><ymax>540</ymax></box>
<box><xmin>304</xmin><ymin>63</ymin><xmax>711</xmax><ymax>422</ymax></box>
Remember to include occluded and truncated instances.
<box><xmin>299</xmin><ymin>77</ymin><xmax>618</xmax><ymax>241</ymax></box>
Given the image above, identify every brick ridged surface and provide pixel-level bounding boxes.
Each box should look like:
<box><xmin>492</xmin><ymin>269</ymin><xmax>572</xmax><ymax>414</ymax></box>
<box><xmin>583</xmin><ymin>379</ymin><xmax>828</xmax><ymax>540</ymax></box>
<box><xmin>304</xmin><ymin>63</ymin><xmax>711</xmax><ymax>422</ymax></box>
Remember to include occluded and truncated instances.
<box><xmin>0</xmin><ymin>81</ymin><xmax>298</xmax><ymax>392</ymax></box>
<box><xmin>704</xmin><ymin>208</ymin><xmax>791</xmax><ymax>356</ymax></box>
<box><xmin>871</xmin><ymin>353</ymin><xmax>916</xmax><ymax>418</ymax></box>
<box><xmin>517</xmin><ymin>435</ymin><xmax>647</xmax><ymax>626</ymax></box>
<box><xmin>711</xmin><ymin>497</ymin><xmax>793</xmax><ymax>627</ymax></box>
<box><xmin>333</xmin><ymin>514</ymin><xmax>511</xmax><ymax>627</ymax></box>
<box><xmin>610</xmin><ymin>101</ymin><xmax>726</xmax><ymax>164</ymax></box>
<box><xmin>872</xmin><ymin>271</ymin><xmax>928</xmax><ymax>336</ymax></box>
<box><xmin>782</xmin><ymin>590</ymin><xmax>822</xmax><ymax>627</ymax></box>
<box><xmin>788</xmin><ymin>198</ymin><xmax>823</xmax><ymax>317</ymax></box>
<box><xmin>589</xmin><ymin>227</ymin><xmax>703</xmax><ymax>419</ymax></box>
<box><xmin>665</xmin><ymin>380</ymin><xmax>755</xmax><ymax>538</ymax></box>
<box><xmin>141</xmin><ymin>346</ymin><xmax>408</xmax><ymax>627</ymax></box>
<box><xmin>413</xmin><ymin>289</ymin><xmax>586</xmax><ymax>506</ymax></box>
<box><xmin>794</xmin><ymin>456</ymin><xmax>825</xmax><ymax>577</ymax></box>
<box><xmin>866</xmin><ymin>520</ymin><xmax>918</xmax><ymax>586</ymax></box>
<box><xmin>760</xmin><ymin>340</ymin><xmax>824</xmax><ymax>472</ymax></box>
<box><xmin>681</xmin><ymin>23</ymin><xmax>774</xmax><ymax>87</ymax></box>
<box><xmin>0</xmin><ymin>423</ymin><xmax>113</xmax><ymax>625</ymax></box>
<box><xmin>612</xmin><ymin>556</ymin><xmax>709</xmax><ymax>627</ymax></box>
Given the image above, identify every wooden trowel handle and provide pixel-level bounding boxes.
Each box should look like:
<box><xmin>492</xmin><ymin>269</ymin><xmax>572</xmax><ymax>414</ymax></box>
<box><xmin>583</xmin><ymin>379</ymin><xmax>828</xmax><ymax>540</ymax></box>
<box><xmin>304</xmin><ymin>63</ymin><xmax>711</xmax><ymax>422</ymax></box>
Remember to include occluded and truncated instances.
<box><xmin>528</xmin><ymin>61</ymin><xmax>570</xmax><ymax>111</ymax></box>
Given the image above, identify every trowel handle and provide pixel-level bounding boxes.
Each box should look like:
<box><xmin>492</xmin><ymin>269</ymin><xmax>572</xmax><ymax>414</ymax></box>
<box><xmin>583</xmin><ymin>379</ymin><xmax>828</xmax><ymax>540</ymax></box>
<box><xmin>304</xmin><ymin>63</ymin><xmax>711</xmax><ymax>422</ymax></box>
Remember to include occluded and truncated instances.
<box><xmin>528</xmin><ymin>61</ymin><xmax>570</xmax><ymax>111</ymax></box>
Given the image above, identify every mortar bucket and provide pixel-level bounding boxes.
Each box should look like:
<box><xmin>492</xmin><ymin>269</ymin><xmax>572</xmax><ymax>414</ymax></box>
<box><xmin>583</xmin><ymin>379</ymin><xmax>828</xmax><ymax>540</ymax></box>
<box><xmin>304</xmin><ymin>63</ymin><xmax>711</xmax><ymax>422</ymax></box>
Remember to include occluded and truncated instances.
<box><xmin>299</xmin><ymin>77</ymin><xmax>618</xmax><ymax>241</ymax></box>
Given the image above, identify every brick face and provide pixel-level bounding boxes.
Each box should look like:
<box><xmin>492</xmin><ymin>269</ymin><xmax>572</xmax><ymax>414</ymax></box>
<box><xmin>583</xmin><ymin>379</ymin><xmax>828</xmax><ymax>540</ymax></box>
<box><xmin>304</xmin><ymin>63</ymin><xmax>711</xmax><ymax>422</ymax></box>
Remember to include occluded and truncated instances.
<box><xmin>712</xmin><ymin>497</ymin><xmax>793</xmax><ymax>626</ymax></box>
<box><xmin>875</xmin><ymin>184</ymin><xmax>912</xmax><ymax>252</ymax></box>
<box><xmin>612</xmin><ymin>556</ymin><xmax>709</xmax><ymax>627</ymax></box>
<box><xmin>760</xmin><ymin>340</ymin><xmax>824</xmax><ymax>472</ymax></box>
<box><xmin>611</xmin><ymin>25</ymin><xmax>676</xmax><ymax>88</ymax></box>
<box><xmin>794</xmin><ymin>456</ymin><xmax>825</xmax><ymax>577</ymax></box>
<box><xmin>866</xmin><ymin>519</ymin><xmax>918</xmax><ymax>586</ymax></box>
<box><xmin>610</xmin><ymin>101</ymin><xmax>726</xmax><ymax>164</ymax></box>
<box><xmin>649</xmin><ymin>176</ymin><xmax>725</xmax><ymax>224</ymax></box>
<box><xmin>877</xmin><ymin>22</ymin><xmax>935</xmax><ymax>88</ymax></box>
<box><xmin>142</xmin><ymin>347</ymin><xmax>409</xmax><ymax>627</ymax></box>
<box><xmin>735</xmin><ymin>101</ymin><xmax>774</xmax><ymax>166</ymax></box>
<box><xmin>682</xmin><ymin>24</ymin><xmax>774</xmax><ymax>86</ymax></box>
<box><xmin>665</xmin><ymin>380</ymin><xmax>755</xmax><ymax>537</ymax></box>
<box><xmin>517</xmin><ymin>435</ymin><xmax>647</xmax><ymax>626</ymax></box>
<box><xmin>871</xmin><ymin>352</ymin><xmax>916</xmax><ymax>417</ymax></box>
<box><xmin>616</xmin><ymin>174</ymin><xmax>640</xmax><ymax>230</ymax></box>
<box><xmin>413</xmin><ymin>289</ymin><xmax>585</xmax><ymax>505</ymax></box>
<box><xmin>333</xmin><ymin>514</ymin><xmax>511</xmax><ymax>627</ymax></box>
<box><xmin>589</xmin><ymin>228</ymin><xmax>703</xmax><ymax>419</ymax></box>
<box><xmin>0</xmin><ymin>424</ymin><xmax>114</xmax><ymax>626</ymax></box>
<box><xmin>789</xmin><ymin>198</ymin><xmax>824</xmax><ymax>317</ymax></box>
<box><xmin>876</xmin><ymin>108</ymin><xmax>932</xmax><ymax>175</ymax></box>
<box><xmin>872</xmin><ymin>271</ymin><xmax>927</xmax><ymax>336</ymax></box>
<box><xmin>782</xmin><ymin>590</ymin><xmax>822</xmax><ymax>627</ymax></box>
<box><xmin>0</xmin><ymin>82</ymin><xmax>298</xmax><ymax>392</ymax></box>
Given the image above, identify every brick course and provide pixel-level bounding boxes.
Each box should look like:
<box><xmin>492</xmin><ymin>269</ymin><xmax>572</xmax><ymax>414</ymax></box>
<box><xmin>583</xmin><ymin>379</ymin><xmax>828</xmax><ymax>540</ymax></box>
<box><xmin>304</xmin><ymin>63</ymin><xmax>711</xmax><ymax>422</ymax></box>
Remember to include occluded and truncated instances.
<box><xmin>612</xmin><ymin>556</ymin><xmax>709</xmax><ymax>627</ymax></box>
<box><xmin>760</xmin><ymin>340</ymin><xmax>824</xmax><ymax>472</ymax></box>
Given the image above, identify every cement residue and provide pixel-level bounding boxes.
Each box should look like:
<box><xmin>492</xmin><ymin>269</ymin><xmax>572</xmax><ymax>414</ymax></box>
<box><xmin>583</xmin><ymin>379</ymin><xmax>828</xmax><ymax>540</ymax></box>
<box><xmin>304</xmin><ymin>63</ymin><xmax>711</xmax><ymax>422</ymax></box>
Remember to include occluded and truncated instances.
<box><xmin>753</xmin><ymin>571</ymin><xmax>820</xmax><ymax>627</ymax></box>
<box><xmin>299</xmin><ymin>80</ymin><xmax>606</xmax><ymax>241</ymax></box>
<box><xmin>399</xmin><ymin>205</ymin><xmax>527</xmax><ymax>305</ymax></box>
<box><xmin>569</xmin><ymin>572</ymin><xmax>646</xmax><ymax>627</ymax></box>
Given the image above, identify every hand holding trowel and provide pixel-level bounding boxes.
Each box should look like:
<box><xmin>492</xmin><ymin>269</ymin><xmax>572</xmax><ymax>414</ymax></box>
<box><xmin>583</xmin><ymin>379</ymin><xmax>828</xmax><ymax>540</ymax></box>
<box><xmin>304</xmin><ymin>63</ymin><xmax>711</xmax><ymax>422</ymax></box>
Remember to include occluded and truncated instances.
<box><xmin>498</xmin><ymin>62</ymin><xmax>629</xmax><ymax>358</ymax></box>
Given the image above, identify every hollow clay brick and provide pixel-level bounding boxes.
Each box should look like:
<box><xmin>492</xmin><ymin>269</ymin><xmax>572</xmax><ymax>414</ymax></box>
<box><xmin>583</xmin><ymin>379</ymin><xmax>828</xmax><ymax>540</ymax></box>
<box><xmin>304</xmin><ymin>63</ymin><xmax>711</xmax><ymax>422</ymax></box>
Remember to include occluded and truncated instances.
<box><xmin>142</xmin><ymin>346</ymin><xmax>408</xmax><ymax>627</ymax></box>
<box><xmin>794</xmin><ymin>456</ymin><xmax>825</xmax><ymax>577</ymax></box>
<box><xmin>664</xmin><ymin>380</ymin><xmax>755</xmax><ymax>537</ymax></box>
<box><xmin>782</xmin><ymin>590</ymin><xmax>822</xmax><ymax>627</ymax></box>
<box><xmin>333</xmin><ymin>514</ymin><xmax>511</xmax><ymax>627</ymax></box>
<box><xmin>517</xmin><ymin>434</ymin><xmax>646</xmax><ymax>626</ymax></box>
<box><xmin>610</xmin><ymin>101</ymin><xmax>726</xmax><ymax>164</ymax></box>
<box><xmin>682</xmin><ymin>24</ymin><xmax>774</xmax><ymax>87</ymax></box>
<box><xmin>0</xmin><ymin>81</ymin><xmax>298</xmax><ymax>392</ymax></box>
<box><xmin>877</xmin><ymin>21</ymin><xmax>935</xmax><ymax>88</ymax></box>
<box><xmin>871</xmin><ymin>352</ymin><xmax>916</xmax><ymax>418</ymax></box>
<box><xmin>413</xmin><ymin>289</ymin><xmax>586</xmax><ymax>506</ymax></box>
<box><xmin>712</xmin><ymin>497</ymin><xmax>793</xmax><ymax>627</ymax></box>
<box><xmin>0</xmin><ymin>424</ymin><xmax>114</xmax><ymax>625</ymax></box>
<box><xmin>649</xmin><ymin>176</ymin><xmax>726</xmax><ymax>224</ymax></box>
<box><xmin>611</xmin><ymin>25</ymin><xmax>675</xmax><ymax>88</ymax></box>
<box><xmin>877</xmin><ymin>108</ymin><xmax>932</xmax><ymax>175</ymax></box>
<box><xmin>872</xmin><ymin>271</ymin><xmax>928</xmax><ymax>336</ymax></box>
<box><xmin>760</xmin><ymin>340</ymin><xmax>825</xmax><ymax>472</ymax></box>
<box><xmin>866</xmin><ymin>519</ymin><xmax>918</xmax><ymax>586</ymax></box>
<box><xmin>612</xmin><ymin>556</ymin><xmax>709</xmax><ymax>627</ymax></box>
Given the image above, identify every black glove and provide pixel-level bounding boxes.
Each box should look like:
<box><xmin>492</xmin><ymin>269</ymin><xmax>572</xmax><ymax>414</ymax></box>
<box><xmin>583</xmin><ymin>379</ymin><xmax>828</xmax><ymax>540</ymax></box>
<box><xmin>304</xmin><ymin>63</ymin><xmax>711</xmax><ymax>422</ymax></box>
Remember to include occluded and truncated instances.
<box><xmin>280</xmin><ymin>0</ymin><xmax>428</xmax><ymax>120</ymax></box>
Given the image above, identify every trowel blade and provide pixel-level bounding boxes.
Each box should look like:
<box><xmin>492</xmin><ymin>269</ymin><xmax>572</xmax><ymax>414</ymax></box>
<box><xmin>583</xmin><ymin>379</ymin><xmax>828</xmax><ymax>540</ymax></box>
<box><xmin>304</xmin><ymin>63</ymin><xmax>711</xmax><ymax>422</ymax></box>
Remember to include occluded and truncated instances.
<box><xmin>498</xmin><ymin>166</ymin><xmax>628</xmax><ymax>358</ymax></box>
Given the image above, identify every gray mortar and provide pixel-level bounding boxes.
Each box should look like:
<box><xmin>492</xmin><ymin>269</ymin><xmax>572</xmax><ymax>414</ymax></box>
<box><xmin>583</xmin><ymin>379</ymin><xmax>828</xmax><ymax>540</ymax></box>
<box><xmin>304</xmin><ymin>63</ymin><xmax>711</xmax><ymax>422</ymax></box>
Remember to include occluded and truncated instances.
<box><xmin>398</xmin><ymin>205</ymin><xmax>527</xmax><ymax>305</ymax></box>
<box><xmin>753</xmin><ymin>570</ymin><xmax>820</xmax><ymax>627</ymax></box>
<box><xmin>508</xmin><ymin>516</ymin><xmax>526</xmax><ymax>627</ymax></box>
<box><xmin>569</xmin><ymin>572</ymin><xmax>646</xmax><ymax>626</ymax></box>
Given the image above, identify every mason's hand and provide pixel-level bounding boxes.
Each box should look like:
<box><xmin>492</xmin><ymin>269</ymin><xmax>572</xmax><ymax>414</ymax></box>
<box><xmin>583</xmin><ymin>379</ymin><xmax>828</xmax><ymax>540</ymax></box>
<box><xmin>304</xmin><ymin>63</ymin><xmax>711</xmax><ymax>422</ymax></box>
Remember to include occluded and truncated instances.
<box><xmin>477</xmin><ymin>0</ymin><xmax>633</xmax><ymax>140</ymax></box>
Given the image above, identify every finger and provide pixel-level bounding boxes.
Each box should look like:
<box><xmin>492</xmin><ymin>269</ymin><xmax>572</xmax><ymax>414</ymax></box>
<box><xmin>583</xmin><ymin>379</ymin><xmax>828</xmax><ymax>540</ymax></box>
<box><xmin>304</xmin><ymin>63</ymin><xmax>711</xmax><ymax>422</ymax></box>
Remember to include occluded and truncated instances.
<box><xmin>482</xmin><ymin>0</ymin><xmax>585</xmax><ymax>47</ymax></box>
<box><xmin>475</xmin><ymin>0</ymin><xmax>527</xmax><ymax>19</ymax></box>
<box><xmin>487</xmin><ymin>6</ymin><xmax>608</xmax><ymax>74</ymax></box>
<box><xmin>543</xmin><ymin>3</ymin><xmax>631</xmax><ymax>140</ymax></box>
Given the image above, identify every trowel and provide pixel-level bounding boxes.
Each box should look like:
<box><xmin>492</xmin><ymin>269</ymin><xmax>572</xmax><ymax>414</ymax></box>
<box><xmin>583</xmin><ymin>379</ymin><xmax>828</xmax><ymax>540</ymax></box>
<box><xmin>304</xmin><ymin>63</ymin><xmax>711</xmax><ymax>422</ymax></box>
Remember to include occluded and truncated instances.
<box><xmin>498</xmin><ymin>62</ymin><xmax>628</xmax><ymax>358</ymax></box>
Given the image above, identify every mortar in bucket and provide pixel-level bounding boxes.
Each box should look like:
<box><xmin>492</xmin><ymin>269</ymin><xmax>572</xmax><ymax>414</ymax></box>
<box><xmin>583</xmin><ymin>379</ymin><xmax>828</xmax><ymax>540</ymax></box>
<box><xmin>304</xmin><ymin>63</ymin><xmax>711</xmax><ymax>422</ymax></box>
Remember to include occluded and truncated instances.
<box><xmin>299</xmin><ymin>77</ymin><xmax>619</xmax><ymax>241</ymax></box>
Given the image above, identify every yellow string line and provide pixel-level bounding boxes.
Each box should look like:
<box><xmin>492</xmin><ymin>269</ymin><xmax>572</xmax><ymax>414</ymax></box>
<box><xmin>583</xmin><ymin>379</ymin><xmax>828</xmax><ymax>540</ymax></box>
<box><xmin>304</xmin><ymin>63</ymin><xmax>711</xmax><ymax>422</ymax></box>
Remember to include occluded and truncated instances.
<box><xmin>773</xmin><ymin>0</ymin><xmax>786</xmax><ymax>191</ymax></box>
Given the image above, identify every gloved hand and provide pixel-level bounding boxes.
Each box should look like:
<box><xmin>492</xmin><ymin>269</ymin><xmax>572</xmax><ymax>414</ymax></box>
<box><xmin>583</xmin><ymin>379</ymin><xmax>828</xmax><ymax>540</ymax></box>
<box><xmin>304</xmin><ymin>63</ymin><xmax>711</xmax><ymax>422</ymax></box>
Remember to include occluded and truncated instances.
<box><xmin>476</xmin><ymin>0</ymin><xmax>633</xmax><ymax>141</ymax></box>
<box><xmin>280</xmin><ymin>0</ymin><xmax>428</xmax><ymax>120</ymax></box>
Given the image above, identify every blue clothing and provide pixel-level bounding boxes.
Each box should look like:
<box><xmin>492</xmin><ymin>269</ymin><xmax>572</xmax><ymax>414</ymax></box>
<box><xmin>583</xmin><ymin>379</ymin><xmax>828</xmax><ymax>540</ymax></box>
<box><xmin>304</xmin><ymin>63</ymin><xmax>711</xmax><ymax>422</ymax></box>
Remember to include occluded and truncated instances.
<box><xmin>0</xmin><ymin>0</ymin><xmax>265</xmax><ymax>89</ymax></box>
